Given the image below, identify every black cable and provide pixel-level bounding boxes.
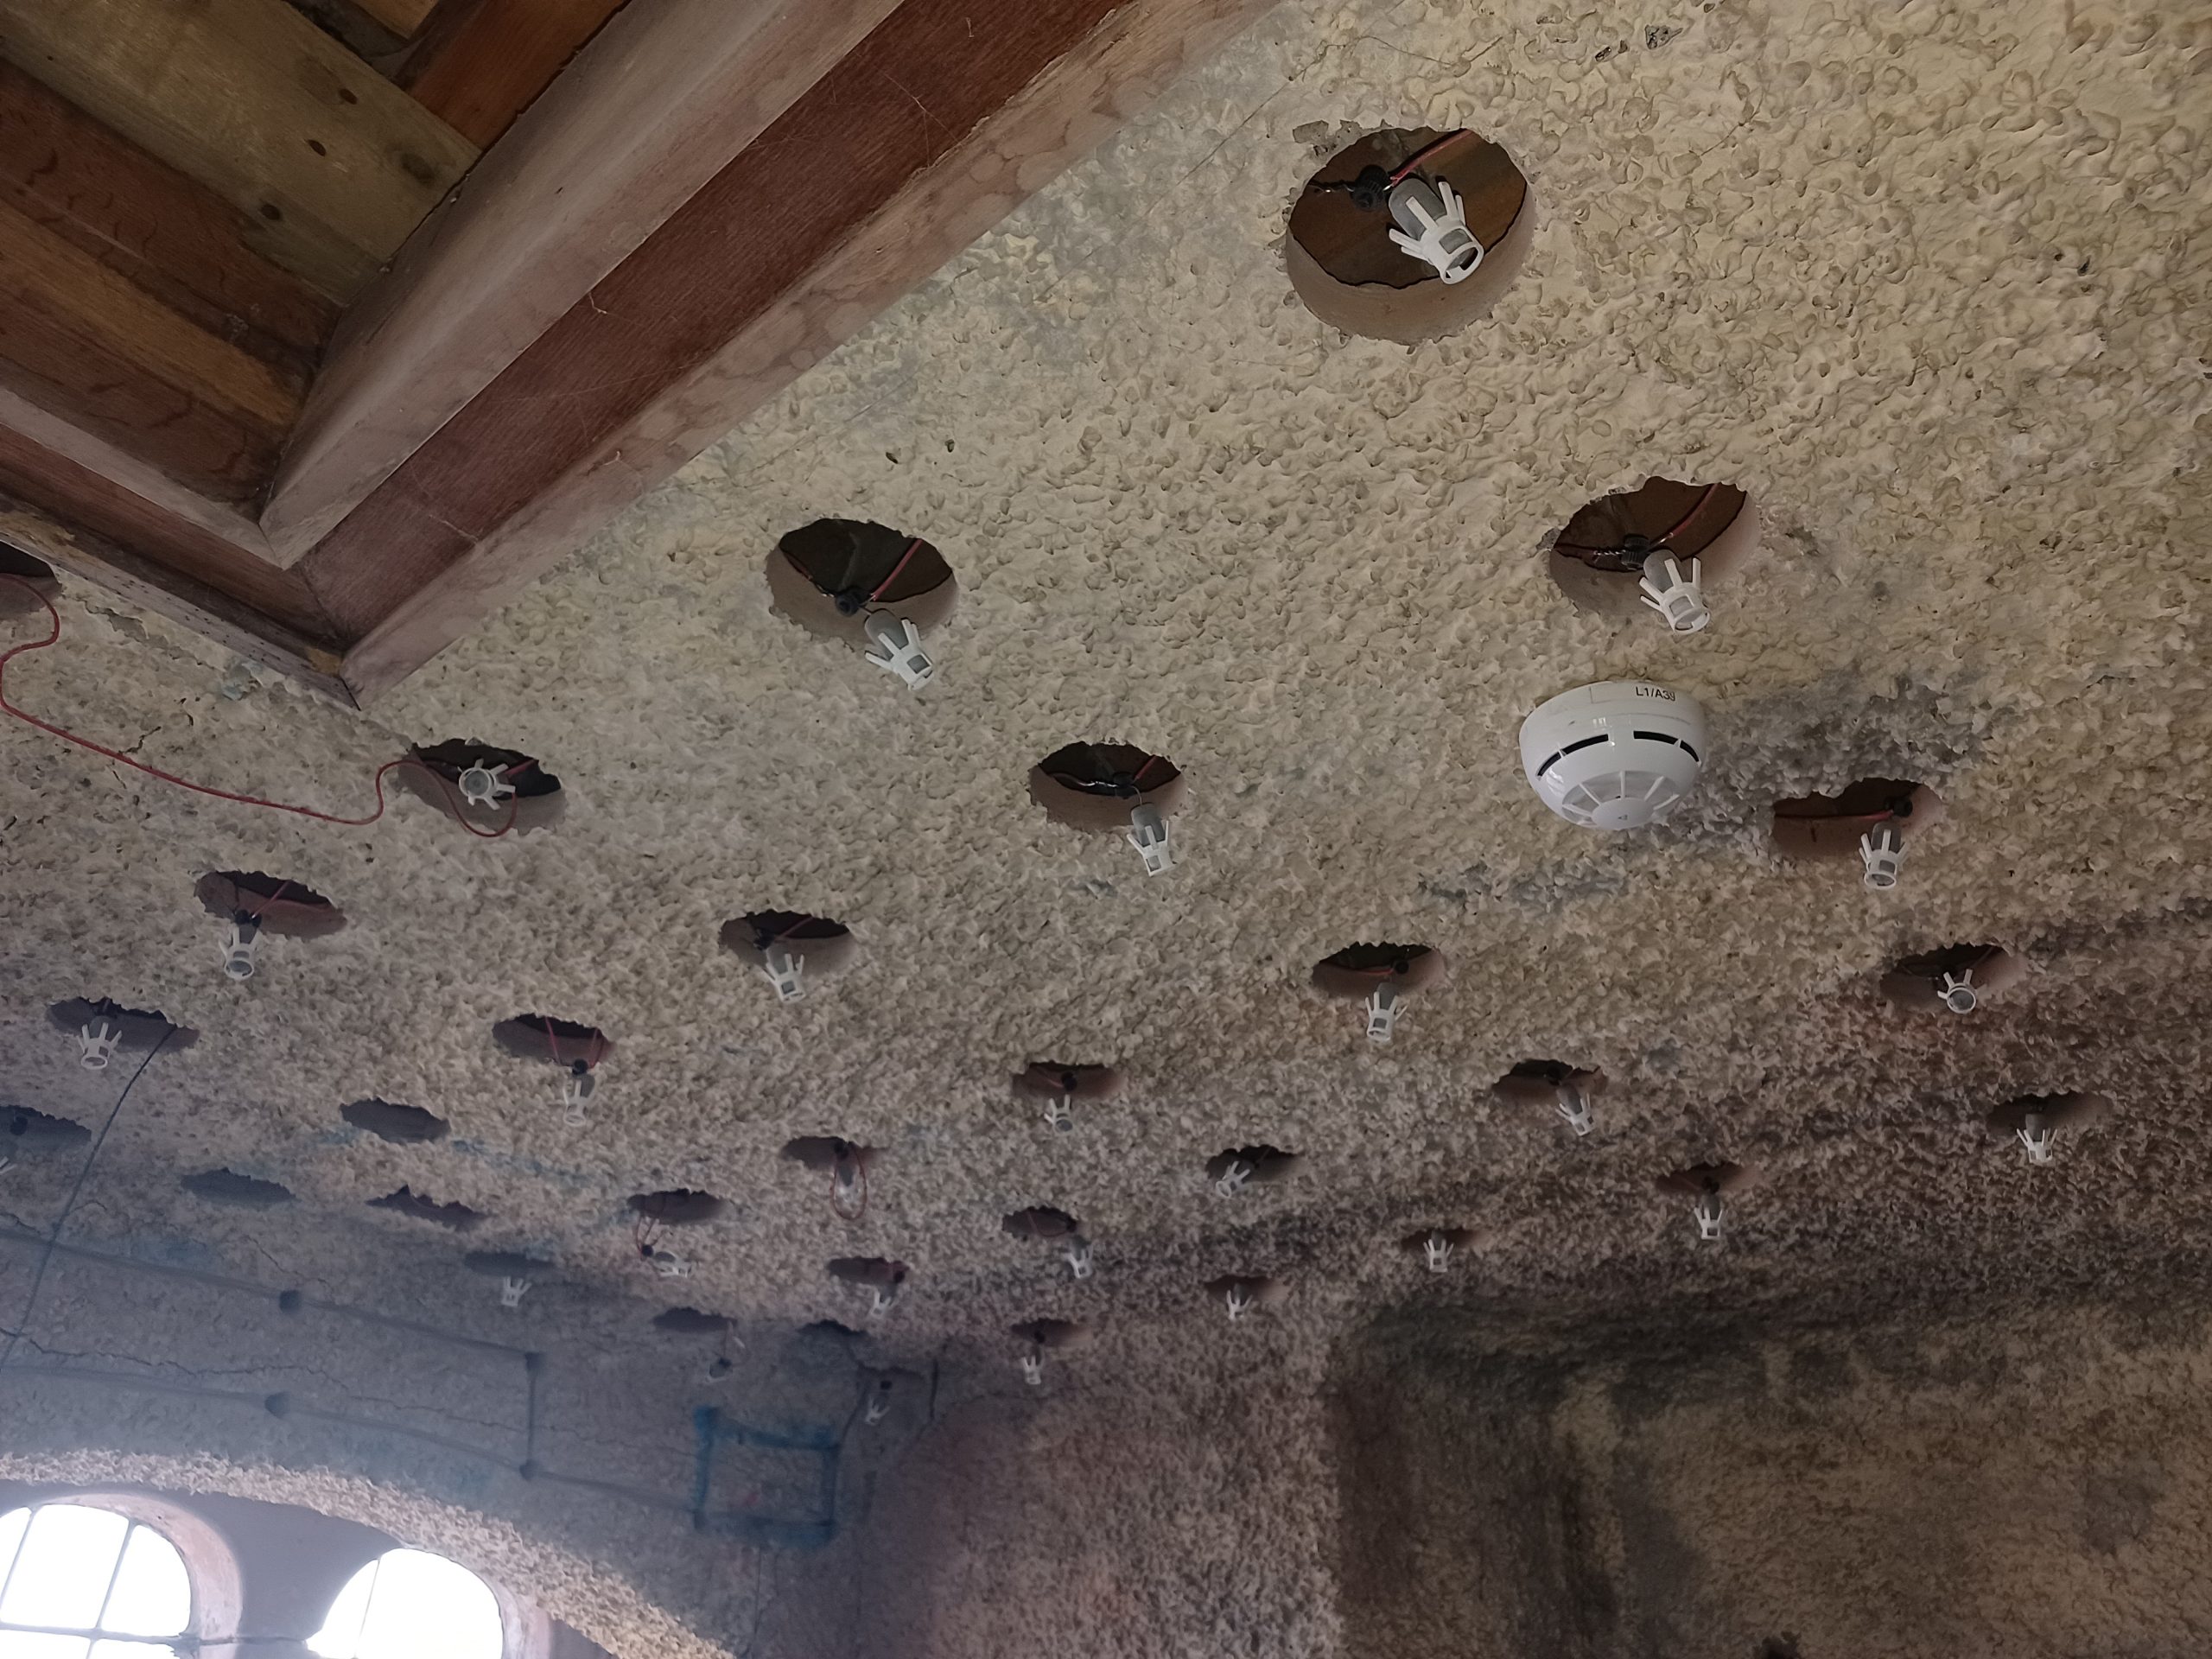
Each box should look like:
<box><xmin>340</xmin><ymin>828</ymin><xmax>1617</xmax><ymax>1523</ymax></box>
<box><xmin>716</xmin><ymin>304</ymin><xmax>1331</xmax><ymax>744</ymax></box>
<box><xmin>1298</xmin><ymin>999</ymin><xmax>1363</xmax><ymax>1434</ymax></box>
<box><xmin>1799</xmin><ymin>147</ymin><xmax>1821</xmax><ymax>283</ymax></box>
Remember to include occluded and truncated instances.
<box><xmin>0</xmin><ymin>1027</ymin><xmax>171</xmax><ymax>1369</ymax></box>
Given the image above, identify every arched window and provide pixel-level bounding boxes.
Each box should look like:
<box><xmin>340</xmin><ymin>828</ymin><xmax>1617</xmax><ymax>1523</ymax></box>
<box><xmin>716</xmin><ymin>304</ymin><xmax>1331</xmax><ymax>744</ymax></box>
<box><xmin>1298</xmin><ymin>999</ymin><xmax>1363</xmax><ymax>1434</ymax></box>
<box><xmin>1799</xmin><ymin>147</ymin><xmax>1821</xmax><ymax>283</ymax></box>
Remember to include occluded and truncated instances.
<box><xmin>0</xmin><ymin>1502</ymin><xmax>193</xmax><ymax>1657</ymax></box>
<box><xmin>309</xmin><ymin>1549</ymin><xmax>505</xmax><ymax>1659</ymax></box>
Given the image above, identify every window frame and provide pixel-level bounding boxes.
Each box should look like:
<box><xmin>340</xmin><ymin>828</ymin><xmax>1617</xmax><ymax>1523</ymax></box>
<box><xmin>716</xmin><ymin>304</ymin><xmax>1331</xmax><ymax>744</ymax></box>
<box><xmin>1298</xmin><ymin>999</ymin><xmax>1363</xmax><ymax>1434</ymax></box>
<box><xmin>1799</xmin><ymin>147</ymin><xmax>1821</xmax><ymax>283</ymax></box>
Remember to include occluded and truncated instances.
<box><xmin>0</xmin><ymin>1495</ymin><xmax>219</xmax><ymax>1653</ymax></box>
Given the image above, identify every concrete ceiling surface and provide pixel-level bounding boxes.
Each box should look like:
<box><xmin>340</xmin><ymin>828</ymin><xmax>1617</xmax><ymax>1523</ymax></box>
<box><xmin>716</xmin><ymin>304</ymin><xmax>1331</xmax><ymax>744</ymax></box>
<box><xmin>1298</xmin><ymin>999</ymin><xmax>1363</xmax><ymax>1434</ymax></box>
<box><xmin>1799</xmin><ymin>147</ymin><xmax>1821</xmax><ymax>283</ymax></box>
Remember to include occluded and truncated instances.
<box><xmin>0</xmin><ymin>0</ymin><xmax>2208</xmax><ymax>1386</ymax></box>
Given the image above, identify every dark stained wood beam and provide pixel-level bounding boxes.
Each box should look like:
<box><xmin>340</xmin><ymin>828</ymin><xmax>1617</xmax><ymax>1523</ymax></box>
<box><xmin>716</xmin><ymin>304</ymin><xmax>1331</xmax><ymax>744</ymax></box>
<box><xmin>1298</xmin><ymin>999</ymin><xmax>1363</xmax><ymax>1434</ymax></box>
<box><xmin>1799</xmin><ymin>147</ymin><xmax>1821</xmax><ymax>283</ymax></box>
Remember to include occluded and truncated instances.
<box><xmin>0</xmin><ymin>0</ymin><xmax>1273</xmax><ymax>702</ymax></box>
<box><xmin>308</xmin><ymin>0</ymin><xmax>1279</xmax><ymax>698</ymax></box>
<box><xmin>264</xmin><ymin>0</ymin><xmax>904</xmax><ymax>557</ymax></box>
<box><xmin>399</xmin><ymin>0</ymin><xmax>634</xmax><ymax>149</ymax></box>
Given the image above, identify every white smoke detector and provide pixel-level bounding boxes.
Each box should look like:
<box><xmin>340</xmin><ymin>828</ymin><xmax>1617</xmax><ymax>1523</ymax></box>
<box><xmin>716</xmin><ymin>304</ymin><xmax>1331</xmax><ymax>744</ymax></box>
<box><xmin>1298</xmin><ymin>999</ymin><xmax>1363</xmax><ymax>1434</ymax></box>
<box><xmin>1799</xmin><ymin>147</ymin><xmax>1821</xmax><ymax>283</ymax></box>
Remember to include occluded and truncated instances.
<box><xmin>1519</xmin><ymin>681</ymin><xmax>1708</xmax><ymax>830</ymax></box>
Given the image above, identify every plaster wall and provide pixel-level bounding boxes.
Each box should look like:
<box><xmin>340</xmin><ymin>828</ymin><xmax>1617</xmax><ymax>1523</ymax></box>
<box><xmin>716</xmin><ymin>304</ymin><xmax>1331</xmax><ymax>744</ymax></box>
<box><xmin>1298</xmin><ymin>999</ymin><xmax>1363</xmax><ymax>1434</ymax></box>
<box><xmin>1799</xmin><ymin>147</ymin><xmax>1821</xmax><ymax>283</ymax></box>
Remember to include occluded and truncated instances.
<box><xmin>1334</xmin><ymin>1301</ymin><xmax>2212</xmax><ymax>1659</ymax></box>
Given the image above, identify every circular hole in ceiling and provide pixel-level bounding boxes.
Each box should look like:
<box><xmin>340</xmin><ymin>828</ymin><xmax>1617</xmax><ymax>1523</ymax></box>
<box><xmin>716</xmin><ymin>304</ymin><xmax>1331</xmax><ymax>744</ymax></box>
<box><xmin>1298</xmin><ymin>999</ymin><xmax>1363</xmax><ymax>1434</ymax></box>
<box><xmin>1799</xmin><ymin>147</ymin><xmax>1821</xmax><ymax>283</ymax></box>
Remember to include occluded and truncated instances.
<box><xmin>1495</xmin><ymin>1058</ymin><xmax>1604</xmax><ymax>1103</ymax></box>
<box><xmin>182</xmin><ymin>1168</ymin><xmax>295</xmax><ymax>1207</ymax></box>
<box><xmin>1205</xmin><ymin>1273</ymin><xmax>1285</xmax><ymax>1314</ymax></box>
<box><xmin>783</xmin><ymin>1137</ymin><xmax>874</xmax><ymax>1217</ymax></box>
<box><xmin>0</xmin><ymin>543</ymin><xmax>60</xmax><ymax>618</ymax></box>
<box><xmin>1985</xmin><ymin>1091</ymin><xmax>2108</xmax><ymax>1141</ymax></box>
<box><xmin>1772</xmin><ymin>779</ymin><xmax>1942</xmax><ymax>860</ymax></box>
<box><xmin>1397</xmin><ymin>1225</ymin><xmax>1475</xmax><ymax>1255</ymax></box>
<box><xmin>1310</xmin><ymin>942</ymin><xmax>1446</xmax><ymax>998</ymax></box>
<box><xmin>654</xmin><ymin>1306</ymin><xmax>733</xmax><ymax>1336</ymax></box>
<box><xmin>491</xmin><ymin>1014</ymin><xmax>611</xmax><ymax>1067</ymax></box>
<box><xmin>1029</xmin><ymin>741</ymin><xmax>1185</xmax><ymax>833</ymax></box>
<box><xmin>827</xmin><ymin>1255</ymin><xmax>907</xmax><ymax>1290</ymax></box>
<box><xmin>400</xmin><ymin>739</ymin><xmax>564</xmax><ymax>831</ymax></box>
<box><xmin>628</xmin><ymin>1189</ymin><xmax>726</xmax><ymax>1226</ymax></box>
<box><xmin>341</xmin><ymin>1097</ymin><xmax>450</xmax><ymax>1145</ymax></box>
<box><xmin>1010</xmin><ymin>1318</ymin><xmax>1088</xmax><ymax>1351</ymax></box>
<box><xmin>1655</xmin><ymin>1160</ymin><xmax>1759</xmax><ymax>1198</ymax></box>
<box><xmin>47</xmin><ymin>998</ymin><xmax>198</xmax><ymax>1058</ymax></box>
<box><xmin>5</xmin><ymin>1104</ymin><xmax>90</xmax><ymax>1154</ymax></box>
<box><xmin>721</xmin><ymin>912</ymin><xmax>857</xmax><ymax>996</ymax></box>
<box><xmin>368</xmin><ymin>1186</ymin><xmax>484</xmax><ymax>1230</ymax></box>
<box><xmin>1206</xmin><ymin>1145</ymin><xmax>1303</xmax><ymax>1190</ymax></box>
<box><xmin>194</xmin><ymin>871</ymin><xmax>346</xmax><ymax>935</ymax></box>
<box><xmin>1286</xmin><ymin>126</ymin><xmax>1534</xmax><ymax>345</ymax></box>
<box><xmin>464</xmin><ymin>1249</ymin><xmax>552</xmax><ymax>1280</ymax></box>
<box><xmin>1002</xmin><ymin>1206</ymin><xmax>1081</xmax><ymax>1240</ymax></box>
<box><xmin>766</xmin><ymin>518</ymin><xmax>956</xmax><ymax>650</ymax></box>
<box><xmin>1013</xmin><ymin>1062</ymin><xmax>1124</xmax><ymax>1100</ymax></box>
<box><xmin>1879</xmin><ymin>943</ymin><xmax>2022</xmax><ymax>1014</ymax></box>
<box><xmin>1546</xmin><ymin>479</ymin><xmax>1756</xmax><ymax>620</ymax></box>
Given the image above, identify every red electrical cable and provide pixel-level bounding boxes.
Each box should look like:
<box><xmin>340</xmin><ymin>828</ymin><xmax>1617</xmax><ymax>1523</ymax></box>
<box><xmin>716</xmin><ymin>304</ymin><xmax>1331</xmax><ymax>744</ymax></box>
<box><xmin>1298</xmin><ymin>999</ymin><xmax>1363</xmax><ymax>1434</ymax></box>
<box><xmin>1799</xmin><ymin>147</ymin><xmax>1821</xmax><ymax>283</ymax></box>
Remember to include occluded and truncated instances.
<box><xmin>1553</xmin><ymin>484</ymin><xmax>1727</xmax><ymax>558</ymax></box>
<box><xmin>1389</xmin><ymin>129</ymin><xmax>1478</xmax><ymax>184</ymax></box>
<box><xmin>868</xmin><ymin>538</ymin><xmax>924</xmax><ymax>602</ymax></box>
<box><xmin>0</xmin><ymin>575</ymin><xmax>517</xmax><ymax>836</ymax></box>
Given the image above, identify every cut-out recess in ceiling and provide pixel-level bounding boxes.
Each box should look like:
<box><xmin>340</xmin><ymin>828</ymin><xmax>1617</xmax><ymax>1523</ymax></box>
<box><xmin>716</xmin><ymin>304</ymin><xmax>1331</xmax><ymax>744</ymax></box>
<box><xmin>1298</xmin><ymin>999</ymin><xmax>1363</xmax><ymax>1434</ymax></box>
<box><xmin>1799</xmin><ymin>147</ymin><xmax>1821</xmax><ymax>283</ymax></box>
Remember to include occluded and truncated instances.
<box><xmin>1286</xmin><ymin>126</ymin><xmax>1535</xmax><ymax>344</ymax></box>
<box><xmin>766</xmin><ymin>518</ymin><xmax>956</xmax><ymax>690</ymax></box>
<box><xmin>1545</xmin><ymin>478</ymin><xmax>1755</xmax><ymax>626</ymax></box>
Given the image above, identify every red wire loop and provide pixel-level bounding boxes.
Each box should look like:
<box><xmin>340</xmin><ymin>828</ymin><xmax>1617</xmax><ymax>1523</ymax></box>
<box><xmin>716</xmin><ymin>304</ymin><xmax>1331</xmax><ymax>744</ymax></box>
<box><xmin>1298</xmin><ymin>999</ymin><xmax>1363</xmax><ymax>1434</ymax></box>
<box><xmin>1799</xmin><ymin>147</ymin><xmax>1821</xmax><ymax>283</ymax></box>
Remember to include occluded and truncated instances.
<box><xmin>0</xmin><ymin>575</ymin><xmax>517</xmax><ymax>836</ymax></box>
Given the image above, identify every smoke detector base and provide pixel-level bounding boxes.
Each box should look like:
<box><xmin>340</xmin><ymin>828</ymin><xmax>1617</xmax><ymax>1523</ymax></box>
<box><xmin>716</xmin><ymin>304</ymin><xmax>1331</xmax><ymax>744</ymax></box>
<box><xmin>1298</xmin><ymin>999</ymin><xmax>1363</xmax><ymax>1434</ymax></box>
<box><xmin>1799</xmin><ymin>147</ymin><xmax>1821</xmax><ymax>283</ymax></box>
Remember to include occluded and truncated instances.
<box><xmin>1519</xmin><ymin>681</ymin><xmax>1709</xmax><ymax>830</ymax></box>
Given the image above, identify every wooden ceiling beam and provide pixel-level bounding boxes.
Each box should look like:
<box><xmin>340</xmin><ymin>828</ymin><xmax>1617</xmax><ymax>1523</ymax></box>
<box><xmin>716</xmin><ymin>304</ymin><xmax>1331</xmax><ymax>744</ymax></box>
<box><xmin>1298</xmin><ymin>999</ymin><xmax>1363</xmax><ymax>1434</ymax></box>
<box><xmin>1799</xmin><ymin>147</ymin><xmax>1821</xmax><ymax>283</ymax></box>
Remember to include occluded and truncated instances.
<box><xmin>0</xmin><ymin>0</ymin><xmax>1273</xmax><ymax>702</ymax></box>
<box><xmin>0</xmin><ymin>0</ymin><xmax>476</xmax><ymax>300</ymax></box>
<box><xmin>264</xmin><ymin>0</ymin><xmax>904</xmax><ymax>559</ymax></box>
<box><xmin>398</xmin><ymin>0</ymin><xmax>635</xmax><ymax>149</ymax></box>
<box><xmin>307</xmin><ymin>0</ymin><xmax>1279</xmax><ymax>697</ymax></box>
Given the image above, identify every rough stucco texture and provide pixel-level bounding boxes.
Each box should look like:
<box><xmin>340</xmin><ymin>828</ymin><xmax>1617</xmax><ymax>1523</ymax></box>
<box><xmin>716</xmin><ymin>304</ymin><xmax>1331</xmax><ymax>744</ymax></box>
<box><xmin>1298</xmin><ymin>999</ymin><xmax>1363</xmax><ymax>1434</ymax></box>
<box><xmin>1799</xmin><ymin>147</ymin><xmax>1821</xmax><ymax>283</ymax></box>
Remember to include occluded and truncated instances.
<box><xmin>1</xmin><ymin>0</ymin><xmax>2210</xmax><ymax>1653</ymax></box>
<box><xmin>1335</xmin><ymin>1300</ymin><xmax>2212</xmax><ymax>1658</ymax></box>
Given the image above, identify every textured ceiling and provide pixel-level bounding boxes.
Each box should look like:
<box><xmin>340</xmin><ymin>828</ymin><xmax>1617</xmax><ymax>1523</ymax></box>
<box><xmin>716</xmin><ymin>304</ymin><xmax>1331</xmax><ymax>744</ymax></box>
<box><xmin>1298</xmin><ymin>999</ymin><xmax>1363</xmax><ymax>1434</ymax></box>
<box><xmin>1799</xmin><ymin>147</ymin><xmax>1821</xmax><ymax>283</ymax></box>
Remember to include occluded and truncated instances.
<box><xmin>2</xmin><ymin>0</ymin><xmax>2209</xmax><ymax>1383</ymax></box>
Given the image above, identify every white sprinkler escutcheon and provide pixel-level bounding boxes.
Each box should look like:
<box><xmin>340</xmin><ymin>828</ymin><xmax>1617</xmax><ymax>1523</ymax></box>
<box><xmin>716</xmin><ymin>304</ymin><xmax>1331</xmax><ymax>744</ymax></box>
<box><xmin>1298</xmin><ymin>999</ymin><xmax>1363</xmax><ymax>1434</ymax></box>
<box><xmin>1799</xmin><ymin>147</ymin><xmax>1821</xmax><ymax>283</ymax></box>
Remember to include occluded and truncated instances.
<box><xmin>652</xmin><ymin>1250</ymin><xmax>691</xmax><ymax>1280</ymax></box>
<box><xmin>1556</xmin><ymin>1085</ymin><xmax>1595</xmax><ymax>1138</ymax></box>
<box><xmin>862</xmin><ymin>613</ymin><xmax>935</xmax><ymax>690</ymax></box>
<box><xmin>1693</xmin><ymin>1193</ymin><xmax>1725</xmax><ymax>1242</ymax></box>
<box><xmin>1064</xmin><ymin>1237</ymin><xmax>1094</xmax><ymax>1281</ymax></box>
<box><xmin>869</xmin><ymin>1282</ymin><xmax>899</xmax><ymax>1319</ymax></box>
<box><xmin>1225</xmin><ymin>1283</ymin><xmax>1257</xmax><ymax>1321</ymax></box>
<box><xmin>1637</xmin><ymin>554</ymin><xmax>1711</xmax><ymax>633</ymax></box>
<box><xmin>1364</xmin><ymin>984</ymin><xmax>1402</xmax><ymax>1045</ymax></box>
<box><xmin>1860</xmin><ymin>823</ymin><xmax>1904</xmax><ymax>890</ymax></box>
<box><xmin>2018</xmin><ymin>1113</ymin><xmax>2056</xmax><ymax>1166</ymax></box>
<box><xmin>221</xmin><ymin>916</ymin><xmax>261</xmax><ymax>981</ymax></box>
<box><xmin>760</xmin><ymin>945</ymin><xmax>806</xmax><ymax>1002</ymax></box>
<box><xmin>499</xmin><ymin>1276</ymin><xmax>531</xmax><ymax>1308</ymax></box>
<box><xmin>1040</xmin><ymin>1096</ymin><xmax>1075</xmax><ymax>1134</ymax></box>
<box><xmin>1938</xmin><ymin>970</ymin><xmax>1979</xmax><ymax>1014</ymax></box>
<box><xmin>457</xmin><ymin>764</ymin><xmax>514</xmax><ymax>810</ymax></box>
<box><xmin>77</xmin><ymin>1019</ymin><xmax>122</xmax><ymax>1071</ymax></box>
<box><xmin>1422</xmin><ymin>1232</ymin><xmax>1454</xmax><ymax>1274</ymax></box>
<box><xmin>1020</xmin><ymin>1351</ymin><xmax>1045</xmax><ymax>1387</ymax></box>
<box><xmin>1214</xmin><ymin>1159</ymin><xmax>1255</xmax><ymax>1198</ymax></box>
<box><xmin>1387</xmin><ymin>176</ymin><xmax>1484</xmax><ymax>283</ymax></box>
<box><xmin>833</xmin><ymin>1156</ymin><xmax>863</xmax><ymax>1211</ymax></box>
<box><xmin>1128</xmin><ymin>803</ymin><xmax>1173</xmax><ymax>876</ymax></box>
<box><xmin>865</xmin><ymin>1389</ymin><xmax>893</xmax><ymax>1425</ymax></box>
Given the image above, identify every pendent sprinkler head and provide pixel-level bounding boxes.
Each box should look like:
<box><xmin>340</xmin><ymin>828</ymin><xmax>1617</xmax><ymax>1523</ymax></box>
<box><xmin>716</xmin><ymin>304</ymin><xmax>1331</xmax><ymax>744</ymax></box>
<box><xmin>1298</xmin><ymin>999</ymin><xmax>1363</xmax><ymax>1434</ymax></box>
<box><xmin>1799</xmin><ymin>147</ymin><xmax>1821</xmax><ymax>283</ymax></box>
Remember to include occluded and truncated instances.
<box><xmin>1693</xmin><ymin>1192</ymin><xmax>1725</xmax><ymax>1242</ymax></box>
<box><xmin>457</xmin><ymin>764</ymin><xmax>515</xmax><ymax>809</ymax></box>
<box><xmin>1127</xmin><ymin>803</ymin><xmax>1173</xmax><ymax>876</ymax></box>
<box><xmin>1387</xmin><ymin>175</ymin><xmax>1484</xmax><ymax>283</ymax></box>
<box><xmin>77</xmin><ymin>1019</ymin><xmax>122</xmax><ymax>1071</ymax></box>
<box><xmin>862</xmin><ymin>613</ymin><xmax>935</xmax><ymax>690</ymax></box>
<box><xmin>221</xmin><ymin>914</ymin><xmax>261</xmax><ymax>981</ymax></box>
<box><xmin>1364</xmin><ymin>984</ymin><xmax>1402</xmax><ymax>1045</ymax></box>
<box><xmin>1860</xmin><ymin>823</ymin><xmax>1904</xmax><ymax>890</ymax></box>
<box><xmin>1637</xmin><ymin>553</ymin><xmax>1710</xmax><ymax>633</ymax></box>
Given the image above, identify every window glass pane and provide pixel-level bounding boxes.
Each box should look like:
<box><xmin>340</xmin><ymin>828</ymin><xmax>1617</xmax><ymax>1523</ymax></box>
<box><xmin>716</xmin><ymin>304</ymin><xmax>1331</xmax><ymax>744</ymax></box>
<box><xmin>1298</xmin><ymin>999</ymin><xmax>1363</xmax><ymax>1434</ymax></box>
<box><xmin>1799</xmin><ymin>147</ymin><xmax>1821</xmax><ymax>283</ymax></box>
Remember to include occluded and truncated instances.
<box><xmin>312</xmin><ymin>1552</ymin><xmax>500</xmax><ymax>1659</ymax></box>
<box><xmin>0</xmin><ymin>1510</ymin><xmax>30</xmax><ymax>1595</ymax></box>
<box><xmin>0</xmin><ymin>1508</ymin><xmax>126</xmax><ymax>1630</ymax></box>
<box><xmin>306</xmin><ymin>1560</ymin><xmax>374</xmax><ymax>1659</ymax></box>
<box><xmin>99</xmin><ymin>1529</ymin><xmax>188</xmax><ymax>1638</ymax></box>
<box><xmin>0</xmin><ymin>1633</ymin><xmax>92</xmax><ymax>1659</ymax></box>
